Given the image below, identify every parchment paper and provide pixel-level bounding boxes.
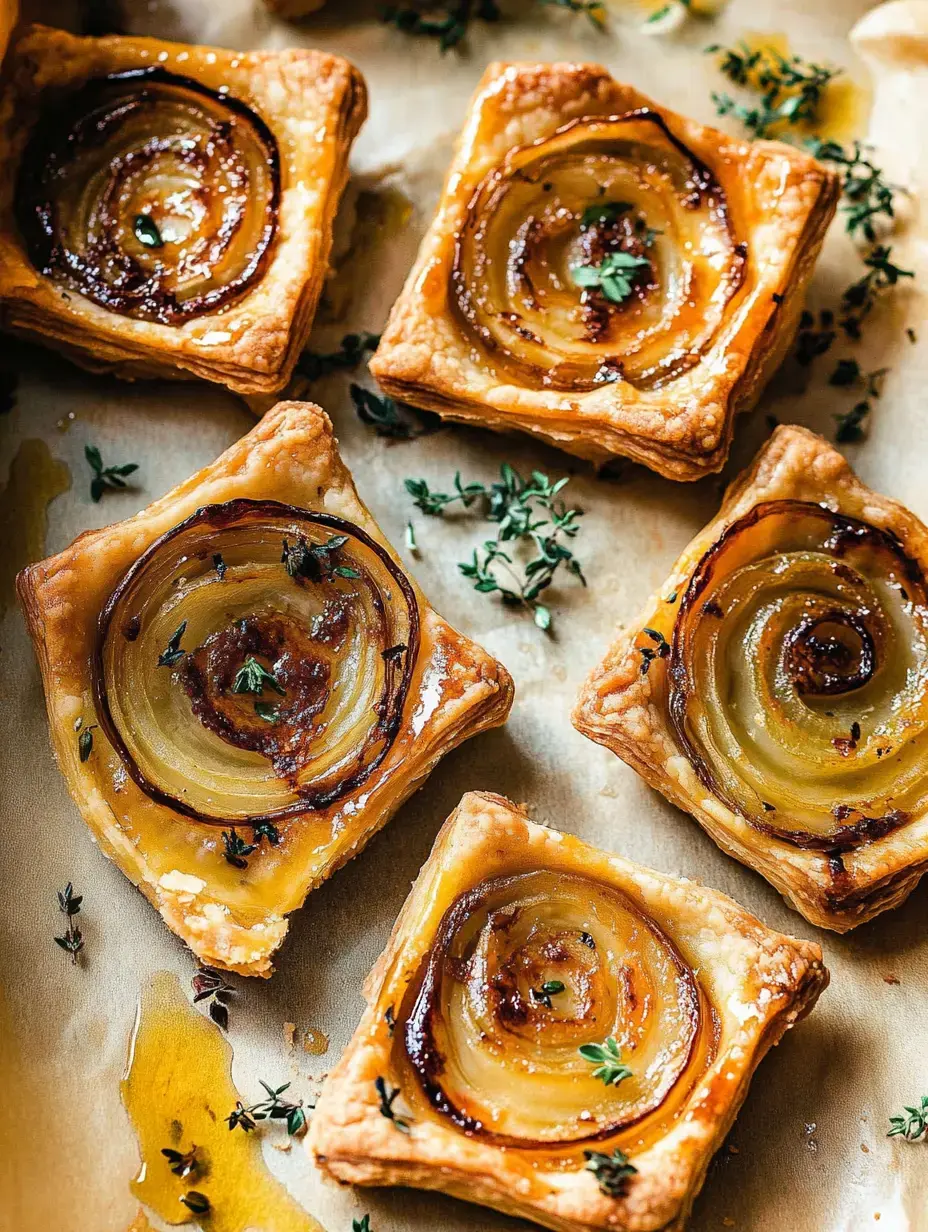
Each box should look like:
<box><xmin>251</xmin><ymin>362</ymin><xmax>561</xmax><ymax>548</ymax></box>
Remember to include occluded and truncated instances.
<box><xmin>2</xmin><ymin>1</ymin><xmax>927</xmax><ymax>1230</ymax></box>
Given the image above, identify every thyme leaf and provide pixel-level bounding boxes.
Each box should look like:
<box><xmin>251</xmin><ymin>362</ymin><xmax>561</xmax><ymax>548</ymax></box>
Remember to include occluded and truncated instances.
<box><xmin>375</xmin><ymin>1076</ymin><xmax>412</xmax><ymax>1132</ymax></box>
<box><xmin>530</xmin><ymin>979</ymin><xmax>565</xmax><ymax>1008</ymax></box>
<box><xmin>84</xmin><ymin>443</ymin><xmax>139</xmax><ymax>502</ymax></box>
<box><xmin>192</xmin><ymin>965</ymin><xmax>235</xmax><ymax>1030</ymax></box>
<box><xmin>228</xmin><ymin>1081</ymin><xmax>309</xmax><ymax>1137</ymax></box>
<box><xmin>282</xmin><ymin>534</ymin><xmax>360</xmax><ymax>582</ymax></box>
<box><xmin>572</xmin><ymin>251</ymin><xmax>650</xmax><ymax>304</ymax></box>
<box><xmin>583</xmin><ymin>1147</ymin><xmax>638</xmax><ymax>1196</ymax></box>
<box><xmin>888</xmin><ymin>1096</ymin><xmax>928</xmax><ymax>1141</ymax></box>
<box><xmin>54</xmin><ymin>881</ymin><xmax>84</xmax><ymax>964</ymax></box>
<box><xmin>157</xmin><ymin>620</ymin><xmax>187</xmax><ymax>667</ymax></box>
<box><xmin>350</xmin><ymin>384</ymin><xmax>441</xmax><ymax>440</ymax></box>
<box><xmin>179</xmin><ymin>1191</ymin><xmax>210</xmax><ymax>1215</ymax></box>
<box><xmin>134</xmin><ymin>213</ymin><xmax>164</xmax><ymax>249</ymax></box>
<box><xmin>232</xmin><ymin>656</ymin><xmax>285</xmax><ymax>697</ymax></box>
<box><xmin>161</xmin><ymin>1145</ymin><xmax>199</xmax><ymax>1178</ymax></box>
<box><xmin>578</xmin><ymin>1036</ymin><xmax>633</xmax><ymax>1086</ymax></box>
<box><xmin>297</xmin><ymin>332</ymin><xmax>380</xmax><ymax>382</ymax></box>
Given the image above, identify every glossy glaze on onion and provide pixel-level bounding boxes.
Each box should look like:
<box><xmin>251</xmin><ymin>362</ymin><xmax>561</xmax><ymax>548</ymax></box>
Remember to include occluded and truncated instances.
<box><xmin>93</xmin><ymin>499</ymin><xmax>418</xmax><ymax>826</ymax></box>
<box><xmin>669</xmin><ymin>500</ymin><xmax>928</xmax><ymax>851</ymax></box>
<box><xmin>402</xmin><ymin>870</ymin><xmax>713</xmax><ymax>1149</ymax></box>
<box><xmin>16</xmin><ymin>67</ymin><xmax>279</xmax><ymax>323</ymax></box>
<box><xmin>452</xmin><ymin>109</ymin><xmax>744</xmax><ymax>393</ymax></box>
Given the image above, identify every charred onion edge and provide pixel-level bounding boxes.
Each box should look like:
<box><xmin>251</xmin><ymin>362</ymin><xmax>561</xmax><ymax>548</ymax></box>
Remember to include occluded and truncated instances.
<box><xmin>668</xmin><ymin>498</ymin><xmax>925</xmax><ymax>852</ymax></box>
<box><xmin>16</xmin><ymin>66</ymin><xmax>281</xmax><ymax>323</ymax></box>
<box><xmin>402</xmin><ymin>872</ymin><xmax>702</xmax><ymax>1149</ymax></box>
<box><xmin>91</xmin><ymin>498</ymin><xmax>420</xmax><ymax>827</ymax></box>
<box><xmin>450</xmin><ymin>108</ymin><xmax>743</xmax><ymax>390</ymax></box>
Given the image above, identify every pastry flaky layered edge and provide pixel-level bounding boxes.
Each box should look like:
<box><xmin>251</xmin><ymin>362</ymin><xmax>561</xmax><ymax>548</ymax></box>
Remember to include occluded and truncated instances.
<box><xmin>0</xmin><ymin>24</ymin><xmax>367</xmax><ymax>394</ymax></box>
<box><xmin>574</xmin><ymin>424</ymin><xmax>928</xmax><ymax>932</ymax></box>
<box><xmin>16</xmin><ymin>404</ymin><xmax>513</xmax><ymax>977</ymax></box>
<box><xmin>310</xmin><ymin>791</ymin><xmax>828</xmax><ymax>1232</ymax></box>
<box><xmin>369</xmin><ymin>60</ymin><xmax>840</xmax><ymax>481</ymax></box>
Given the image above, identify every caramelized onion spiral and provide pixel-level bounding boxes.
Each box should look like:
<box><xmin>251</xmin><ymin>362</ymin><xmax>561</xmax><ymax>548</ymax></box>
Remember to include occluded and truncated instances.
<box><xmin>669</xmin><ymin>500</ymin><xmax>928</xmax><ymax>850</ymax></box>
<box><xmin>402</xmin><ymin>870</ymin><xmax>710</xmax><ymax>1148</ymax></box>
<box><xmin>17</xmin><ymin>67</ymin><xmax>279</xmax><ymax>323</ymax></box>
<box><xmin>93</xmin><ymin>500</ymin><xmax>418</xmax><ymax>826</ymax></box>
<box><xmin>452</xmin><ymin>110</ymin><xmax>744</xmax><ymax>392</ymax></box>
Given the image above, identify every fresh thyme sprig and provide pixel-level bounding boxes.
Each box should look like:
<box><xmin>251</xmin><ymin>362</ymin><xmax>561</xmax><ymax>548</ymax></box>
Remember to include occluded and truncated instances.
<box><xmin>232</xmin><ymin>656</ymin><xmax>285</xmax><ymax>697</ymax></box>
<box><xmin>375</xmin><ymin>1076</ymin><xmax>412</xmax><ymax>1133</ymax></box>
<box><xmin>572</xmin><ymin>251</ymin><xmax>650</xmax><ymax>304</ymax></box>
<box><xmin>888</xmin><ymin>1096</ymin><xmax>928</xmax><ymax>1142</ymax></box>
<box><xmin>297</xmin><ymin>332</ymin><xmax>380</xmax><ymax>382</ymax></box>
<box><xmin>578</xmin><ymin>1036</ymin><xmax>633</xmax><ymax>1086</ymax></box>
<box><xmin>584</xmin><ymin>1147</ymin><xmax>638</xmax><ymax>1196</ymax></box>
<box><xmin>282</xmin><ymin>534</ymin><xmax>361</xmax><ymax>582</ymax></box>
<box><xmin>54</xmin><ymin>882</ymin><xmax>84</xmax><ymax>964</ymax></box>
<box><xmin>84</xmin><ymin>444</ymin><xmax>139</xmax><ymax>503</ymax></box>
<box><xmin>807</xmin><ymin>139</ymin><xmax>898</xmax><ymax>242</ymax></box>
<box><xmin>706</xmin><ymin>42</ymin><xmax>840</xmax><ymax>138</ymax></box>
<box><xmin>227</xmin><ymin>1080</ymin><xmax>308</xmax><ymax>1137</ymax></box>
<box><xmin>350</xmin><ymin>384</ymin><xmax>441</xmax><ymax>440</ymax></box>
<box><xmin>405</xmin><ymin>463</ymin><xmax>586</xmax><ymax>631</ymax></box>
<box><xmin>221</xmin><ymin>823</ymin><xmax>280</xmax><ymax>871</ymax></box>
<box><xmin>839</xmin><ymin>246</ymin><xmax>914</xmax><ymax>339</ymax></box>
<box><xmin>192</xmin><ymin>965</ymin><xmax>235</xmax><ymax>1030</ymax></box>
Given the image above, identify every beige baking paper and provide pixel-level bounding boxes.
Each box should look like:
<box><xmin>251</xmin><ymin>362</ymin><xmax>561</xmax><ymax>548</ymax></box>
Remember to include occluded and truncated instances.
<box><xmin>1</xmin><ymin>1</ymin><xmax>927</xmax><ymax>1230</ymax></box>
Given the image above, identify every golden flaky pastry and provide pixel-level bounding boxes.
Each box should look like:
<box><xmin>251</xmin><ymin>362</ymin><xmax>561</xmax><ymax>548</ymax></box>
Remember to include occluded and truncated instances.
<box><xmin>17</xmin><ymin>404</ymin><xmax>513</xmax><ymax>977</ymax></box>
<box><xmin>310</xmin><ymin>791</ymin><xmax>828</xmax><ymax>1232</ymax></box>
<box><xmin>0</xmin><ymin>25</ymin><xmax>365</xmax><ymax>393</ymax></box>
<box><xmin>575</xmin><ymin>425</ymin><xmax>928</xmax><ymax>932</ymax></box>
<box><xmin>370</xmin><ymin>61</ymin><xmax>839</xmax><ymax>480</ymax></box>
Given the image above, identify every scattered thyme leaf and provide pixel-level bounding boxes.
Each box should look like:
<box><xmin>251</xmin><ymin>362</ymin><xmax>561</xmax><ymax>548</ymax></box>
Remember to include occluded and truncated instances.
<box><xmin>157</xmin><ymin>620</ymin><xmax>187</xmax><ymax>668</ymax></box>
<box><xmin>228</xmin><ymin>1081</ymin><xmax>309</xmax><ymax>1136</ymax></box>
<box><xmin>375</xmin><ymin>1076</ymin><xmax>412</xmax><ymax>1132</ymax></box>
<box><xmin>580</xmin><ymin>201</ymin><xmax>632</xmax><ymax>229</ymax></box>
<box><xmin>254</xmin><ymin>701</ymin><xmax>280</xmax><ymax>723</ymax></box>
<box><xmin>297</xmin><ymin>332</ymin><xmax>381</xmax><ymax>382</ymax></box>
<box><xmin>530</xmin><ymin>979</ymin><xmax>566</xmax><ymax>1008</ymax></box>
<box><xmin>179</xmin><ymin>1191</ymin><xmax>210</xmax><ymax>1215</ymax></box>
<box><xmin>578</xmin><ymin>1036</ymin><xmax>633</xmax><ymax>1086</ymax></box>
<box><xmin>282</xmin><ymin>534</ymin><xmax>359</xmax><ymax>583</ymax></box>
<box><xmin>537</xmin><ymin>0</ymin><xmax>606</xmax><ymax>29</ymax></box>
<box><xmin>834</xmin><ymin>400</ymin><xmax>871</xmax><ymax>444</ymax></box>
<box><xmin>572</xmin><ymin>250</ymin><xmax>650</xmax><ymax>304</ymax></box>
<box><xmin>161</xmin><ymin>1145</ymin><xmax>199</xmax><ymax>1178</ymax></box>
<box><xmin>134</xmin><ymin>213</ymin><xmax>164</xmax><ymax>249</ymax></box>
<box><xmin>406</xmin><ymin>464</ymin><xmax>586</xmax><ymax>630</ymax></box>
<box><xmin>84</xmin><ymin>443</ymin><xmax>139</xmax><ymax>502</ymax></box>
<box><xmin>54</xmin><ymin>881</ymin><xmax>84</xmax><ymax>964</ymax></box>
<box><xmin>808</xmin><ymin>138</ymin><xmax>899</xmax><ymax>242</ymax></box>
<box><xmin>638</xmin><ymin>627</ymin><xmax>671</xmax><ymax>674</ymax></box>
<box><xmin>349</xmin><ymin>384</ymin><xmax>440</xmax><ymax>439</ymax></box>
<box><xmin>840</xmin><ymin>245</ymin><xmax>914</xmax><ymax>338</ymax></box>
<box><xmin>583</xmin><ymin>1147</ymin><xmax>638</xmax><ymax>1196</ymax></box>
<box><xmin>192</xmin><ymin>966</ymin><xmax>235</xmax><ymax>1030</ymax></box>
<box><xmin>222</xmin><ymin>828</ymin><xmax>257</xmax><ymax>870</ymax></box>
<box><xmin>384</xmin><ymin>1005</ymin><xmax>396</xmax><ymax>1035</ymax></box>
<box><xmin>213</xmin><ymin>552</ymin><xmax>227</xmax><ymax>580</ymax></box>
<box><xmin>353</xmin><ymin>1218</ymin><xmax>372</xmax><ymax>1232</ymax></box>
<box><xmin>888</xmin><ymin>1096</ymin><xmax>928</xmax><ymax>1141</ymax></box>
<box><xmin>232</xmin><ymin>656</ymin><xmax>285</xmax><ymax>697</ymax></box>
<box><xmin>78</xmin><ymin>723</ymin><xmax>97</xmax><ymax>762</ymax></box>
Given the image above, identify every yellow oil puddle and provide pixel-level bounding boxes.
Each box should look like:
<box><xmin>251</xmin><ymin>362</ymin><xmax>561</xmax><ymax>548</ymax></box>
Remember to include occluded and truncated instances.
<box><xmin>0</xmin><ymin>438</ymin><xmax>70</xmax><ymax>617</ymax></box>
<box><xmin>121</xmin><ymin>971</ymin><xmax>322</xmax><ymax>1232</ymax></box>
<box><xmin>321</xmin><ymin>185</ymin><xmax>413</xmax><ymax>323</ymax></box>
<box><xmin>711</xmin><ymin>31</ymin><xmax>868</xmax><ymax>144</ymax></box>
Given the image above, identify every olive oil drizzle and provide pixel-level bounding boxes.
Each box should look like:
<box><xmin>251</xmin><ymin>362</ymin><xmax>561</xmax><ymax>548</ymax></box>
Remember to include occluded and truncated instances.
<box><xmin>121</xmin><ymin>971</ymin><xmax>320</xmax><ymax>1231</ymax></box>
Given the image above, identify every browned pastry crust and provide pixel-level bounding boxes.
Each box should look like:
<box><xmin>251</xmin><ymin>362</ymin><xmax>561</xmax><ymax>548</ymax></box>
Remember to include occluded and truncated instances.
<box><xmin>0</xmin><ymin>24</ymin><xmax>366</xmax><ymax>393</ymax></box>
<box><xmin>574</xmin><ymin>425</ymin><xmax>928</xmax><ymax>931</ymax></box>
<box><xmin>370</xmin><ymin>61</ymin><xmax>839</xmax><ymax>480</ymax></box>
<box><xmin>17</xmin><ymin>404</ymin><xmax>513</xmax><ymax>976</ymax></box>
<box><xmin>310</xmin><ymin>791</ymin><xmax>828</xmax><ymax>1232</ymax></box>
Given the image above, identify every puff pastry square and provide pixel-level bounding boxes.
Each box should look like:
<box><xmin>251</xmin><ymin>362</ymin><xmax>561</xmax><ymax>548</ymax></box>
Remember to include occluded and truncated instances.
<box><xmin>310</xmin><ymin>791</ymin><xmax>828</xmax><ymax>1232</ymax></box>
<box><xmin>17</xmin><ymin>403</ymin><xmax>513</xmax><ymax>976</ymax></box>
<box><xmin>0</xmin><ymin>24</ymin><xmax>366</xmax><ymax>394</ymax></box>
<box><xmin>575</xmin><ymin>425</ymin><xmax>928</xmax><ymax>931</ymax></box>
<box><xmin>370</xmin><ymin>61</ymin><xmax>840</xmax><ymax>480</ymax></box>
